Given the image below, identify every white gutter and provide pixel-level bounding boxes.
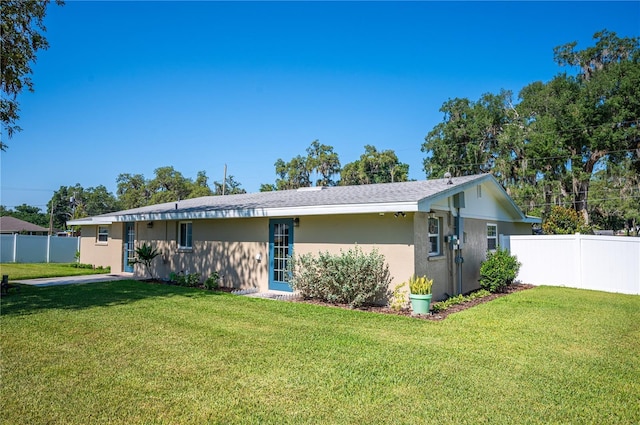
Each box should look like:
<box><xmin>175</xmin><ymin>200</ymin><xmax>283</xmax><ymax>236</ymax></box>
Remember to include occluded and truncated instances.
<box><xmin>67</xmin><ymin>201</ymin><xmax>423</xmax><ymax>225</ymax></box>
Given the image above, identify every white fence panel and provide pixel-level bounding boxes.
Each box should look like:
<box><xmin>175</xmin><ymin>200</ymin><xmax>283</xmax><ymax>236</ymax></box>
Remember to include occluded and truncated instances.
<box><xmin>506</xmin><ymin>234</ymin><xmax>640</xmax><ymax>295</ymax></box>
<box><xmin>15</xmin><ymin>235</ymin><xmax>48</xmax><ymax>262</ymax></box>
<box><xmin>0</xmin><ymin>236</ymin><xmax>14</xmax><ymax>263</ymax></box>
<box><xmin>50</xmin><ymin>237</ymin><xmax>80</xmax><ymax>263</ymax></box>
<box><xmin>0</xmin><ymin>234</ymin><xmax>81</xmax><ymax>263</ymax></box>
<box><xmin>579</xmin><ymin>236</ymin><xmax>639</xmax><ymax>294</ymax></box>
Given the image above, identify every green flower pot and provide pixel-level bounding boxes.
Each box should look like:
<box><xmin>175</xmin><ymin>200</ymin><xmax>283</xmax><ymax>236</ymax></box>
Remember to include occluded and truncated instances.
<box><xmin>409</xmin><ymin>293</ymin><xmax>432</xmax><ymax>315</ymax></box>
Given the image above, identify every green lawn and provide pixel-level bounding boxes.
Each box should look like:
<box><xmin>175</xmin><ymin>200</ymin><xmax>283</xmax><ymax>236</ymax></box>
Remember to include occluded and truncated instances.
<box><xmin>1</xmin><ymin>282</ymin><xmax>638</xmax><ymax>424</ymax></box>
<box><xmin>0</xmin><ymin>263</ymin><xmax>109</xmax><ymax>280</ymax></box>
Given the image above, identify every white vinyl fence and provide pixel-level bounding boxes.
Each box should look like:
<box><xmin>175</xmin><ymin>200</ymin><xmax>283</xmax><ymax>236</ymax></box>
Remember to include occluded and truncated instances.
<box><xmin>500</xmin><ymin>234</ymin><xmax>640</xmax><ymax>295</ymax></box>
<box><xmin>0</xmin><ymin>234</ymin><xmax>80</xmax><ymax>263</ymax></box>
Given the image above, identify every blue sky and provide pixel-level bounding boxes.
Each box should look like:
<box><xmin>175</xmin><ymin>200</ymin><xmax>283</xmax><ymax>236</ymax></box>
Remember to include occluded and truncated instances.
<box><xmin>1</xmin><ymin>1</ymin><xmax>638</xmax><ymax>211</ymax></box>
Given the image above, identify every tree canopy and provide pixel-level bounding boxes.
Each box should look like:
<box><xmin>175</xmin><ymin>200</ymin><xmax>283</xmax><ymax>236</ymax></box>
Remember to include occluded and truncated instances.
<box><xmin>421</xmin><ymin>30</ymin><xmax>640</xmax><ymax>229</ymax></box>
<box><xmin>340</xmin><ymin>145</ymin><xmax>410</xmax><ymax>185</ymax></box>
<box><xmin>1</xmin><ymin>0</ymin><xmax>63</xmax><ymax>147</ymax></box>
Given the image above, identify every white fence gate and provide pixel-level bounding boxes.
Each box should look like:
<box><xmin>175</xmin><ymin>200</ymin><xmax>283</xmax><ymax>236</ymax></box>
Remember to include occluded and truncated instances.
<box><xmin>500</xmin><ymin>234</ymin><xmax>640</xmax><ymax>295</ymax></box>
<box><xmin>0</xmin><ymin>234</ymin><xmax>81</xmax><ymax>263</ymax></box>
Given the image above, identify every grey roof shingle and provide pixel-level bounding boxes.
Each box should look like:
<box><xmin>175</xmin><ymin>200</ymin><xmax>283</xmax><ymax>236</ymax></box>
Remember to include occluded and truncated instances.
<box><xmin>69</xmin><ymin>173</ymin><xmax>539</xmax><ymax>224</ymax></box>
<box><xmin>103</xmin><ymin>174</ymin><xmax>486</xmax><ymax>217</ymax></box>
<box><xmin>0</xmin><ymin>216</ymin><xmax>49</xmax><ymax>233</ymax></box>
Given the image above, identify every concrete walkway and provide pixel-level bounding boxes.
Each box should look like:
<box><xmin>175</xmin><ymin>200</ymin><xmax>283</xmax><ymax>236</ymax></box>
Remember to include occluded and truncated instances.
<box><xmin>12</xmin><ymin>273</ymin><xmax>134</xmax><ymax>287</ymax></box>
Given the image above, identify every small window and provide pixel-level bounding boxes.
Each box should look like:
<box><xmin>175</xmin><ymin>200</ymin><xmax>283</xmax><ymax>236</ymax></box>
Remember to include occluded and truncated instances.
<box><xmin>178</xmin><ymin>221</ymin><xmax>193</xmax><ymax>249</ymax></box>
<box><xmin>97</xmin><ymin>226</ymin><xmax>109</xmax><ymax>243</ymax></box>
<box><xmin>428</xmin><ymin>217</ymin><xmax>440</xmax><ymax>256</ymax></box>
<box><xmin>487</xmin><ymin>224</ymin><xmax>497</xmax><ymax>251</ymax></box>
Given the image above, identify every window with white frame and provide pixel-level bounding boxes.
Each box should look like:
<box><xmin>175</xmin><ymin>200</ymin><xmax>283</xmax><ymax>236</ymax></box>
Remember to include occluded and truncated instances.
<box><xmin>487</xmin><ymin>224</ymin><xmax>497</xmax><ymax>251</ymax></box>
<box><xmin>178</xmin><ymin>221</ymin><xmax>193</xmax><ymax>249</ymax></box>
<box><xmin>428</xmin><ymin>217</ymin><xmax>440</xmax><ymax>256</ymax></box>
<box><xmin>97</xmin><ymin>226</ymin><xmax>109</xmax><ymax>243</ymax></box>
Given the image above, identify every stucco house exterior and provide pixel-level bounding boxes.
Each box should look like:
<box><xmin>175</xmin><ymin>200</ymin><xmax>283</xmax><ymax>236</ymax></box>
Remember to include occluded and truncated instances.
<box><xmin>68</xmin><ymin>174</ymin><xmax>539</xmax><ymax>300</ymax></box>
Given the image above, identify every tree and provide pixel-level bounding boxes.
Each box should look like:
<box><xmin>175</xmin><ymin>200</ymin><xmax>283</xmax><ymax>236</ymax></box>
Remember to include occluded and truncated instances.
<box><xmin>589</xmin><ymin>159</ymin><xmax>640</xmax><ymax>233</ymax></box>
<box><xmin>274</xmin><ymin>156</ymin><xmax>312</xmax><ymax>190</ymax></box>
<box><xmin>529</xmin><ymin>30</ymin><xmax>640</xmax><ymax>224</ymax></box>
<box><xmin>213</xmin><ymin>175</ymin><xmax>246</xmax><ymax>196</ymax></box>
<box><xmin>306</xmin><ymin>140</ymin><xmax>341</xmax><ymax>186</ymax></box>
<box><xmin>116</xmin><ymin>173</ymin><xmax>150</xmax><ymax>210</ymax></box>
<box><xmin>0</xmin><ymin>204</ymin><xmax>48</xmax><ymax>227</ymax></box>
<box><xmin>1</xmin><ymin>0</ymin><xmax>64</xmax><ymax>147</ymax></box>
<box><xmin>189</xmin><ymin>171</ymin><xmax>214</xmax><ymax>198</ymax></box>
<box><xmin>147</xmin><ymin>166</ymin><xmax>191</xmax><ymax>204</ymax></box>
<box><xmin>268</xmin><ymin>140</ymin><xmax>342</xmax><ymax>190</ymax></box>
<box><xmin>259</xmin><ymin>183</ymin><xmax>276</xmax><ymax>192</ymax></box>
<box><xmin>340</xmin><ymin>145</ymin><xmax>409</xmax><ymax>185</ymax></box>
<box><xmin>422</xmin><ymin>30</ymin><xmax>640</xmax><ymax>226</ymax></box>
<box><xmin>48</xmin><ymin>184</ymin><xmax>119</xmax><ymax>230</ymax></box>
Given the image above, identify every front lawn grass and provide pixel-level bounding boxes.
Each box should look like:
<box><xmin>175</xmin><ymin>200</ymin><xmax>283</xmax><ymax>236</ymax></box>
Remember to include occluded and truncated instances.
<box><xmin>0</xmin><ymin>263</ymin><xmax>109</xmax><ymax>280</ymax></box>
<box><xmin>1</xmin><ymin>282</ymin><xmax>639</xmax><ymax>424</ymax></box>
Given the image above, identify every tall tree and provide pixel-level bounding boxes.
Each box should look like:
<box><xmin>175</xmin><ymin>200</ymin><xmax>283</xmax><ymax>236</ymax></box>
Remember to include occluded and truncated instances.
<box><xmin>213</xmin><ymin>175</ymin><xmax>246</xmax><ymax>196</ymax></box>
<box><xmin>306</xmin><ymin>140</ymin><xmax>341</xmax><ymax>186</ymax></box>
<box><xmin>274</xmin><ymin>156</ymin><xmax>312</xmax><ymax>190</ymax></box>
<box><xmin>0</xmin><ymin>204</ymin><xmax>48</xmax><ymax>227</ymax></box>
<box><xmin>421</xmin><ymin>90</ymin><xmax>518</xmax><ymax>179</ymax></box>
<box><xmin>189</xmin><ymin>171</ymin><xmax>214</xmax><ymax>198</ymax></box>
<box><xmin>1</xmin><ymin>0</ymin><xmax>64</xmax><ymax>147</ymax></box>
<box><xmin>116</xmin><ymin>173</ymin><xmax>150</xmax><ymax>210</ymax></box>
<box><xmin>266</xmin><ymin>140</ymin><xmax>342</xmax><ymax>190</ymax></box>
<box><xmin>527</xmin><ymin>30</ymin><xmax>639</xmax><ymax>223</ymax></box>
<box><xmin>422</xmin><ymin>30</ymin><xmax>640</xmax><ymax>225</ymax></box>
<box><xmin>148</xmin><ymin>166</ymin><xmax>191</xmax><ymax>204</ymax></box>
<box><xmin>340</xmin><ymin>145</ymin><xmax>409</xmax><ymax>185</ymax></box>
<box><xmin>48</xmin><ymin>184</ymin><xmax>119</xmax><ymax>230</ymax></box>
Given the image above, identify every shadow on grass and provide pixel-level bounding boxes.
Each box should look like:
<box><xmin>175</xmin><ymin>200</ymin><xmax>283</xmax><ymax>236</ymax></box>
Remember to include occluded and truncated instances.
<box><xmin>0</xmin><ymin>280</ymin><xmax>226</xmax><ymax>317</ymax></box>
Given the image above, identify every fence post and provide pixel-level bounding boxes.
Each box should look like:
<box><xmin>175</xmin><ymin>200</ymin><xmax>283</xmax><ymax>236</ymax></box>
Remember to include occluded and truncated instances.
<box><xmin>12</xmin><ymin>234</ymin><xmax>17</xmax><ymax>262</ymax></box>
<box><xmin>46</xmin><ymin>235</ymin><xmax>51</xmax><ymax>263</ymax></box>
<box><xmin>574</xmin><ymin>233</ymin><xmax>583</xmax><ymax>289</ymax></box>
<box><xmin>499</xmin><ymin>234</ymin><xmax>510</xmax><ymax>252</ymax></box>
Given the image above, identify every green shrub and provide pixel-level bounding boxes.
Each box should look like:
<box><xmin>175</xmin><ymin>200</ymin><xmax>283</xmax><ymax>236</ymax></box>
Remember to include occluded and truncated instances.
<box><xmin>543</xmin><ymin>205</ymin><xmax>591</xmax><ymax>234</ymax></box>
<box><xmin>67</xmin><ymin>263</ymin><xmax>94</xmax><ymax>269</ymax></box>
<box><xmin>431</xmin><ymin>289</ymin><xmax>491</xmax><ymax>313</ymax></box>
<box><xmin>129</xmin><ymin>243</ymin><xmax>161</xmax><ymax>279</ymax></box>
<box><xmin>168</xmin><ymin>272</ymin><xmax>200</xmax><ymax>287</ymax></box>
<box><xmin>388</xmin><ymin>282</ymin><xmax>408</xmax><ymax>311</ymax></box>
<box><xmin>204</xmin><ymin>272</ymin><xmax>220</xmax><ymax>290</ymax></box>
<box><xmin>479</xmin><ymin>248</ymin><xmax>521</xmax><ymax>293</ymax></box>
<box><xmin>289</xmin><ymin>246</ymin><xmax>391</xmax><ymax>308</ymax></box>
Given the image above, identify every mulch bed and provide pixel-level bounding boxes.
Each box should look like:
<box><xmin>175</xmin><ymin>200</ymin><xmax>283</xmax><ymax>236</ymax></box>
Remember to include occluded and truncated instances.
<box><xmin>290</xmin><ymin>284</ymin><xmax>535</xmax><ymax>321</ymax></box>
<box><xmin>138</xmin><ymin>278</ymin><xmax>535</xmax><ymax>321</ymax></box>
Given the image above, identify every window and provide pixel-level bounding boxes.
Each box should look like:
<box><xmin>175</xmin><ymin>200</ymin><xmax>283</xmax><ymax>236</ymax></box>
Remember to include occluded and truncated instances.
<box><xmin>428</xmin><ymin>217</ymin><xmax>440</xmax><ymax>256</ymax></box>
<box><xmin>97</xmin><ymin>226</ymin><xmax>109</xmax><ymax>243</ymax></box>
<box><xmin>487</xmin><ymin>224</ymin><xmax>497</xmax><ymax>251</ymax></box>
<box><xmin>477</xmin><ymin>184</ymin><xmax>482</xmax><ymax>198</ymax></box>
<box><xmin>178</xmin><ymin>221</ymin><xmax>193</xmax><ymax>249</ymax></box>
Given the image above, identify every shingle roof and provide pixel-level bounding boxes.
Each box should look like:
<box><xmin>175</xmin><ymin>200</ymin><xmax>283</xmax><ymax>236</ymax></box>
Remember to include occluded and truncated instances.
<box><xmin>0</xmin><ymin>216</ymin><xmax>49</xmax><ymax>233</ymax></box>
<box><xmin>68</xmin><ymin>174</ymin><xmax>538</xmax><ymax>224</ymax></box>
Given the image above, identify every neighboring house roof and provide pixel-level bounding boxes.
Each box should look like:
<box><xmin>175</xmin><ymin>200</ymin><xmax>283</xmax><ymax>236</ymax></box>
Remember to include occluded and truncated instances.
<box><xmin>68</xmin><ymin>174</ymin><xmax>541</xmax><ymax>225</ymax></box>
<box><xmin>0</xmin><ymin>216</ymin><xmax>50</xmax><ymax>234</ymax></box>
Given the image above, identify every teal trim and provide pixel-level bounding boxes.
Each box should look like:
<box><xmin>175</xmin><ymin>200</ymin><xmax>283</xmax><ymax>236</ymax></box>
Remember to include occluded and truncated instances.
<box><xmin>123</xmin><ymin>222</ymin><xmax>134</xmax><ymax>273</ymax></box>
<box><xmin>269</xmin><ymin>218</ymin><xmax>294</xmax><ymax>292</ymax></box>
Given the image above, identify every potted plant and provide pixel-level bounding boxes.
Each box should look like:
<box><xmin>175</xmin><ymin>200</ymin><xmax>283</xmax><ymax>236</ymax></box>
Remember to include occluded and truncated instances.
<box><xmin>408</xmin><ymin>275</ymin><xmax>433</xmax><ymax>315</ymax></box>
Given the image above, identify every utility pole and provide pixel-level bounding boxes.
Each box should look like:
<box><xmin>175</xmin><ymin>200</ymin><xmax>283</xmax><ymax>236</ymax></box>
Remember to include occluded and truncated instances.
<box><xmin>222</xmin><ymin>164</ymin><xmax>227</xmax><ymax>196</ymax></box>
<box><xmin>48</xmin><ymin>199</ymin><xmax>55</xmax><ymax>236</ymax></box>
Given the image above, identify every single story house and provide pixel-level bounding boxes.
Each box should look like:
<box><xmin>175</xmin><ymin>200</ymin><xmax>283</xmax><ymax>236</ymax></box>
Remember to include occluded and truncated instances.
<box><xmin>0</xmin><ymin>216</ymin><xmax>50</xmax><ymax>235</ymax></box>
<box><xmin>68</xmin><ymin>174</ymin><xmax>540</xmax><ymax>300</ymax></box>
